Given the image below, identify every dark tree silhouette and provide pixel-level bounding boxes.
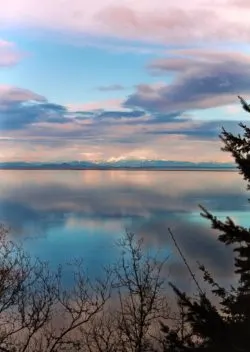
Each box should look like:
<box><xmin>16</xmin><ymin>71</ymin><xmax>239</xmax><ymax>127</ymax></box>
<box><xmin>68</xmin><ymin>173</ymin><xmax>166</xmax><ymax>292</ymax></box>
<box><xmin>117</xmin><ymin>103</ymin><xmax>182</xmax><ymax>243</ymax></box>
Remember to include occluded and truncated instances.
<box><xmin>160</xmin><ymin>96</ymin><xmax>250</xmax><ymax>352</ymax></box>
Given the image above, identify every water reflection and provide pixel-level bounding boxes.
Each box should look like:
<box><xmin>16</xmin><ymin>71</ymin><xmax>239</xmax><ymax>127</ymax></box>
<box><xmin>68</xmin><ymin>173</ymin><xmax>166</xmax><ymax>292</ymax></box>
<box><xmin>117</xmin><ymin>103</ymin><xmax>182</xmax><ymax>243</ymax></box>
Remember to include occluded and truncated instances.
<box><xmin>0</xmin><ymin>170</ymin><xmax>249</xmax><ymax>287</ymax></box>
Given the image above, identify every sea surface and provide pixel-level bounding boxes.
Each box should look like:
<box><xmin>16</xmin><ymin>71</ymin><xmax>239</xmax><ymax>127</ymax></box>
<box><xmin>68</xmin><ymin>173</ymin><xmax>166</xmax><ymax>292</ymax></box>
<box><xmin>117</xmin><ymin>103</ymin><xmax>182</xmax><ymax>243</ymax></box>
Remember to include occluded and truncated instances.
<box><xmin>0</xmin><ymin>170</ymin><xmax>249</xmax><ymax>290</ymax></box>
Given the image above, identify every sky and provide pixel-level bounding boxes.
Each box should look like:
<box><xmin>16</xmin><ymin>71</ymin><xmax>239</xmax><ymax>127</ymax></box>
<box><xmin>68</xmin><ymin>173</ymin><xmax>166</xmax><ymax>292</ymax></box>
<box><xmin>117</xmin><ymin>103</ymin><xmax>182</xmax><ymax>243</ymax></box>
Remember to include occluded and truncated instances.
<box><xmin>1</xmin><ymin>0</ymin><xmax>250</xmax><ymax>163</ymax></box>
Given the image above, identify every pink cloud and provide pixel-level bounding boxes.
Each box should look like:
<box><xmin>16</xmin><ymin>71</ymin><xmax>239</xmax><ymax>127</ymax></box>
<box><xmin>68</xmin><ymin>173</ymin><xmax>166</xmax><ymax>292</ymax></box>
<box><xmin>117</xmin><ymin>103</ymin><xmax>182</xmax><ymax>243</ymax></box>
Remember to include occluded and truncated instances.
<box><xmin>125</xmin><ymin>50</ymin><xmax>250</xmax><ymax>113</ymax></box>
<box><xmin>1</xmin><ymin>1</ymin><xmax>250</xmax><ymax>45</ymax></box>
<box><xmin>67</xmin><ymin>99</ymin><xmax>123</xmax><ymax>111</ymax></box>
<box><xmin>0</xmin><ymin>40</ymin><xmax>22</xmax><ymax>67</ymax></box>
<box><xmin>96</xmin><ymin>6</ymin><xmax>218</xmax><ymax>43</ymax></box>
<box><xmin>0</xmin><ymin>85</ymin><xmax>45</xmax><ymax>102</ymax></box>
<box><xmin>148</xmin><ymin>50</ymin><xmax>250</xmax><ymax>73</ymax></box>
<box><xmin>229</xmin><ymin>0</ymin><xmax>250</xmax><ymax>7</ymax></box>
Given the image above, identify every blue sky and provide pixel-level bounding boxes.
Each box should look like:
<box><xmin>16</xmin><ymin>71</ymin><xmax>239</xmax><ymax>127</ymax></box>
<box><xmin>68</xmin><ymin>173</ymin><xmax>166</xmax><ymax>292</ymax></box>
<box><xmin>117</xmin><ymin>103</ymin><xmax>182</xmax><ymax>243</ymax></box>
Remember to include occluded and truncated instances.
<box><xmin>1</xmin><ymin>0</ymin><xmax>250</xmax><ymax>162</ymax></box>
<box><xmin>1</xmin><ymin>33</ymin><xmax>157</xmax><ymax>103</ymax></box>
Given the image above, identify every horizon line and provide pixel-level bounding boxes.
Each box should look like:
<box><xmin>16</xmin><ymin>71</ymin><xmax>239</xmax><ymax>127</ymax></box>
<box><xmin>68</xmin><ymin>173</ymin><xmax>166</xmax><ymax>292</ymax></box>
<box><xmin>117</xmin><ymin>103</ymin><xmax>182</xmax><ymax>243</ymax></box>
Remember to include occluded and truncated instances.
<box><xmin>0</xmin><ymin>167</ymin><xmax>237</xmax><ymax>172</ymax></box>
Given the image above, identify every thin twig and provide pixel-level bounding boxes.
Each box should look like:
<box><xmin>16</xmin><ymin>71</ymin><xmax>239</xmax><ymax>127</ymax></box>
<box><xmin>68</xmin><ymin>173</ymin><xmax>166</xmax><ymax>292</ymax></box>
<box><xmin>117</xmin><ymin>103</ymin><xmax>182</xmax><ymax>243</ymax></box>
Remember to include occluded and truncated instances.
<box><xmin>168</xmin><ymin>228</ymin><xmax>203</xmax><ymax>295</ymax></box>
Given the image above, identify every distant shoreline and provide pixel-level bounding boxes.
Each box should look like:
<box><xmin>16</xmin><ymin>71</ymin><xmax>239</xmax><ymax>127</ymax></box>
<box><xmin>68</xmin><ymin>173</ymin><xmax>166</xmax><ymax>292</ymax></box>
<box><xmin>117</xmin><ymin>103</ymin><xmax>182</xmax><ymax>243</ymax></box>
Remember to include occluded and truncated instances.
<box><xmin>0</xmin><ymin>167</ymin><xmax>237</xmax><ymax>172</ymax></box>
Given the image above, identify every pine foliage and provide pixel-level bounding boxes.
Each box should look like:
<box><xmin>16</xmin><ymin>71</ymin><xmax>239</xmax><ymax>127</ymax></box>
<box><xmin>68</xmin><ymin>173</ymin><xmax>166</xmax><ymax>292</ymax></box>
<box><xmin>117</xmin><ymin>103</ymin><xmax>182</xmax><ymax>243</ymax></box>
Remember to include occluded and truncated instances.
<box><xmin>161</xmin><ymin>97</ymin><xmax>250</xmax><ymax>352</ymax></box>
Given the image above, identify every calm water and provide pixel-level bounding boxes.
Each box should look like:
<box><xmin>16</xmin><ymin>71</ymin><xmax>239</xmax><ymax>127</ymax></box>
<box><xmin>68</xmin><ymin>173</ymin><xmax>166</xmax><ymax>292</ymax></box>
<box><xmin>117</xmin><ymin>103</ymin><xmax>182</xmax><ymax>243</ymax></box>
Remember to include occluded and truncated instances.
<box><xmin>0</xmin><ymin>170</ymin><xmax>249</xmax><ymax>289</ymax></box>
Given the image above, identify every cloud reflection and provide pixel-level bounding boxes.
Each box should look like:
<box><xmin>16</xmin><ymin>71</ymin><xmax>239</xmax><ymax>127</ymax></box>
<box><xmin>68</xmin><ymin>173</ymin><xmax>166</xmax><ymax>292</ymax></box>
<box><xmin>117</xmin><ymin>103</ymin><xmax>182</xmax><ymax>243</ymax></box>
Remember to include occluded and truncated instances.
<box><xmin>0</xmin><ymin>170</ymin><xmax>248</xmax><ymax>284</ymax></box>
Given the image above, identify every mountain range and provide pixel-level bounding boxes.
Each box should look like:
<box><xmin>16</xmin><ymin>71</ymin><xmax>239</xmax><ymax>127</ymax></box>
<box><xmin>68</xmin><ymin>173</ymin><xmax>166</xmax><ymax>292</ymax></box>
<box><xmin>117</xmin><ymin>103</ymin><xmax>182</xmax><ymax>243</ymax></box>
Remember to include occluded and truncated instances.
<box><xmin>0</xmin><ymin>160</ymin><xmax>236</xmax><ymax>170</ymax></box>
